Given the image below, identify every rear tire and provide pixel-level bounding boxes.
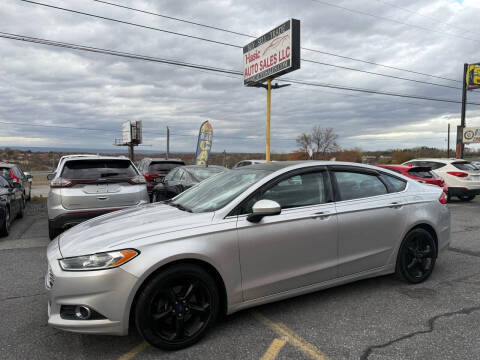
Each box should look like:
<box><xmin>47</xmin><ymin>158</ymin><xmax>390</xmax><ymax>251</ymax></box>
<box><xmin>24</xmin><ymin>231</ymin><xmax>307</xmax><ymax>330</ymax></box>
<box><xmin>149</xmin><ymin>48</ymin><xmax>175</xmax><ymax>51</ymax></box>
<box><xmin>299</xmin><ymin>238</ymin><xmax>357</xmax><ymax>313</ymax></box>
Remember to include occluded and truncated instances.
<box><xmin>458</xmin><ymin>195</ymin><xmax>475</xmax><ymax>201</ymax></box>
<box><xmin>396</xmin><ymin>228</ymin><xmax>437</xmax><ymax>284</ymax></box>
<box><xmin>135</xmin><ymin>264</ymin><xmax>219</xmax><ymax>350</ymax></box>
<box><xmin>48</xmin><ymin>221</ymin><xmax>61</xmax><ymax>240</ymax></box>
<box><xmin>0</xmin><ymin>208</ymin><xmax>10</xmax><ymax>237</ymax></box>
<box><xmin>17</xmin><ymin>197</ymin><xmax>25</xmax><ymax>219</ymax></box>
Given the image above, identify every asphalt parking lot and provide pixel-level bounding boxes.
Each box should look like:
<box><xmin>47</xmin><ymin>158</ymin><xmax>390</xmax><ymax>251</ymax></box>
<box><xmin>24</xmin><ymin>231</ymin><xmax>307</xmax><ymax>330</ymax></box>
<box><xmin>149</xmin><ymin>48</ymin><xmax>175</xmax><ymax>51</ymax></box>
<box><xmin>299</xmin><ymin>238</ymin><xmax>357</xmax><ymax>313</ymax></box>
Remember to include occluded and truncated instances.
<box><xmin>0</xmin><ymin>199</ymin><xmax>479</xmax><ymax>360</ymax></box>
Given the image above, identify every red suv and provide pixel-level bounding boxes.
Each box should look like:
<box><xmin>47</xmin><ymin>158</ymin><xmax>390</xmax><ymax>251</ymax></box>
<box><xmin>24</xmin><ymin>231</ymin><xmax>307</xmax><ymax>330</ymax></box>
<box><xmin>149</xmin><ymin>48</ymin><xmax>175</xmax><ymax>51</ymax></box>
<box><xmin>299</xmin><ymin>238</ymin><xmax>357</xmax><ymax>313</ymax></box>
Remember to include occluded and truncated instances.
<box><xmin>377</xmin><ymin>165</ymin><xmax>447</xmax><ymax>194</ymax></box>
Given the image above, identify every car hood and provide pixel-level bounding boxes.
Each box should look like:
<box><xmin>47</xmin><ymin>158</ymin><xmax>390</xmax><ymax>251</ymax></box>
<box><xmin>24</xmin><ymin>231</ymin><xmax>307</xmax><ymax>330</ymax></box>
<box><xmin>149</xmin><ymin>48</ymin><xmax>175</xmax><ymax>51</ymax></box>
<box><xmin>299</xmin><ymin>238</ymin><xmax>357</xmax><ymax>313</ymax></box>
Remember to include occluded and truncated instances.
<box><xmin>58</xmin><ymin>203</ymin><xmax>214</xmax><ymax>257</ymax></box>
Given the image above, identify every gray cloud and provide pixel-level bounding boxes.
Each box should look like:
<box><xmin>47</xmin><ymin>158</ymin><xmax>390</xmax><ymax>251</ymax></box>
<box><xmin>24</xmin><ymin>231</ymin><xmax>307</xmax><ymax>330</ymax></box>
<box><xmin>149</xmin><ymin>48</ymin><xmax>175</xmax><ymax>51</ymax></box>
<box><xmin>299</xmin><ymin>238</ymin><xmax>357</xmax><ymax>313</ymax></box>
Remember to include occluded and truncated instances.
<box><xmin>1</xmin><ymin>0</ymin><xmax>480</xmax><ymax>154</ymax></box>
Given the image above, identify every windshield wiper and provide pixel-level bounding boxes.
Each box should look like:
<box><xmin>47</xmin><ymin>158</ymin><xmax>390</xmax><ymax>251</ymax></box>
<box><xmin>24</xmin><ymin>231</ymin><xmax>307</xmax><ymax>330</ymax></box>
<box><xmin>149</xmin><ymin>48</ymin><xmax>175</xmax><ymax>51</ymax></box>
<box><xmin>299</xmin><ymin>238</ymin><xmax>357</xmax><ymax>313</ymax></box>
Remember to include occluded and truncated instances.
<box><xmin>168</xmin><ymin>202</ymin><xmax>192</xmax><ymax>213</ymax></box>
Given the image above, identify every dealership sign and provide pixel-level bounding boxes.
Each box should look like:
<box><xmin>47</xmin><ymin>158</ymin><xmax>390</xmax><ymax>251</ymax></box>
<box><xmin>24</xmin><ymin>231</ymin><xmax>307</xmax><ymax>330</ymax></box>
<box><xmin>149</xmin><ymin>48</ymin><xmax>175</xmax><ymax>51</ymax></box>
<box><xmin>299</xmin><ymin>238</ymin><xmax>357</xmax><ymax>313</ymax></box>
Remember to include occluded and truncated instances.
<box><xmin>467</xmin><ymin>63</ymin><xmax>480</xmax><ymax>90</ymax></box>
<box><xmin>463</xmin><ymin>127</ymin><xmax>480</xmax><ymax>143</ymax></box>
<box><xmin>195</xmin><ymin>121</ymin><xmax>213</xmax><ymax>165</ymax></box>
<box><xmin>122</xmin><ymin>121</ymin><xmax>131</xmax><ymax>144</ymax></box>
<box><xmin>243</xmin><ymin>19</ymin><xmax>300</xmax><ymax>86</ymax></box>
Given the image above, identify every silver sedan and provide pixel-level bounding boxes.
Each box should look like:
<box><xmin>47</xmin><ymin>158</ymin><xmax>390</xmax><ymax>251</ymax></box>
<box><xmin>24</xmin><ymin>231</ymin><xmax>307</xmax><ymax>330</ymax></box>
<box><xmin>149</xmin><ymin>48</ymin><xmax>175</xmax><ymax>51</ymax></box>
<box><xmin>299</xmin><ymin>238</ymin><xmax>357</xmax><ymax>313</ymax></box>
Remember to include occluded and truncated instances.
<box><xmin>46</xmin><ymin>161</ymin><xmax>450</xmax><ymax>350</ymax></box>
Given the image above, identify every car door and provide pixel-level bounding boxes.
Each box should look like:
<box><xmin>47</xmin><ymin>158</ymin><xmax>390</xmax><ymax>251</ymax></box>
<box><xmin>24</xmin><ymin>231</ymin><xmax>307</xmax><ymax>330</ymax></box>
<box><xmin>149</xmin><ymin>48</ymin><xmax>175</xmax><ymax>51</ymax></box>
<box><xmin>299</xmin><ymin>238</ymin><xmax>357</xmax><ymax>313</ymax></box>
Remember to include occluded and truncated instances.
<box><xmin>329</xmin><ymin>166</ymin><xmax>408</xmax><ymax>277</ymax></box>
<box><xmin>235</xmin><ymin>167</ymin><xmax>338</xmax><ymax>301</ymax></box>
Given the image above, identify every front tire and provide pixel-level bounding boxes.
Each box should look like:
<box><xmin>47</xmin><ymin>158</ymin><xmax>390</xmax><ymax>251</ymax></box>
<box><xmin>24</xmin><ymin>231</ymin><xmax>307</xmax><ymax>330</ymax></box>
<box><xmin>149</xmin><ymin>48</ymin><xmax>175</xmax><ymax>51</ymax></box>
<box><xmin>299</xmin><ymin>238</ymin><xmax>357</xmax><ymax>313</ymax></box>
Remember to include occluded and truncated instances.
<box><xmin>458</xmin><ymin>195</ymin><xmax>475</xmax><ymax>201</ymax></box>
<box><xmin>48</xmin><ymin>221</ymin><xmax>61</xmax><ymax>240</ymax></box>
<box><xmin>0</xmin><ymin>208</ymin><xmax>10</xmax><ymax>237</ymax></box>
<box><xmin>135</xmin><ymin>264</ymin><xmax>219</xmax><ymax>350</ymax></box>
<box><xmin>396</xmin><ymin>228</ymin><xmax>437</xmax><ymax>284</ymax></box>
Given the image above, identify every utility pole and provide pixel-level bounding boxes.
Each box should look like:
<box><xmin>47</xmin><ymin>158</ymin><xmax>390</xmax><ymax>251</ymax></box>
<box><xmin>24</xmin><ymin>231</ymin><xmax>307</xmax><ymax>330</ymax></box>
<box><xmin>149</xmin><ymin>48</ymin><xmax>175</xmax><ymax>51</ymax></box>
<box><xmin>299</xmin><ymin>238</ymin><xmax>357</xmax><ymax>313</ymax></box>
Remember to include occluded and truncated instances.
<box><xmin>128</xmin><ymin>143</ymin><xmax>134</xmax><ymax>162</ymax></box>
<box><xmin>447</xmin><ymin>123</ymin><xmax>451</xmax><ymax>158</ymax></box>
<box><xmin>456</xmin><ymin>63</ymin><xmax>468</xmax><ymax>159</ymax></box>
<box><xmin>166</xmin><ymin>126</ymin><xmax>170</xmax><ymax>160</ymax></box>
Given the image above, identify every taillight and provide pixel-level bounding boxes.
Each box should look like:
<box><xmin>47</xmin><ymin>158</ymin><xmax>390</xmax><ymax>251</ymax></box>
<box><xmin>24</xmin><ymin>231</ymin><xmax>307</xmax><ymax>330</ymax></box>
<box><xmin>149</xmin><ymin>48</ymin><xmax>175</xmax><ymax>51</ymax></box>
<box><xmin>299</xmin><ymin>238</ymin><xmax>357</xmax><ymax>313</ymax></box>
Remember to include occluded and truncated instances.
<box><xmin>50</xmin><ymin>178</ymin><xmax>73</xmax><ymax>188</ymax></box>
<box><xmin>447</xmin><ymin>171</ymin><xmax>468</xmax><ymax>178</ymax></box>
<box><xmin>129</xmin><ymin>175</ymin><xmax>146</xmax><ymax>185</ymax></box>
<box><xmin>439</xmin><ymin>192</ymin><xmax>447</xmax><ymax>204</ymax></box>
<box><xmin>143</xmin><ymin>173</ymin><xmax>156</xmax><ymax>181</ymax></box>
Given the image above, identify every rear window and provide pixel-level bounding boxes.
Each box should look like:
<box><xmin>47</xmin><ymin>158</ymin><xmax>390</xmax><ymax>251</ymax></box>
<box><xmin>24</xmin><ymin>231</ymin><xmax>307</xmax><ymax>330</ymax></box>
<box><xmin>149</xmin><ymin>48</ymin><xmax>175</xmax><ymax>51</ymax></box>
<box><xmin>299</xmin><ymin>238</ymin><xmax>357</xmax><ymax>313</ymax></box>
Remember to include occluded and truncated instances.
<box><xmin>189</xmin><ymin>167</ymin><xmax>225</xmax><ymax>181</ymax></box>
<box><xmin>452</xmin><ymin>161</ymin><xmax>478</xmax><ymax>171</ymax></box>
<box><xmin>408</xmin><ymin>168</ymin><xmax>434</xmax><ymax>178</ymax></box>
<box><xmin>61</xmin><ymin>160</ymin><xmax>137</xmax><ymax>180</ymax></box>
<box><xmin>149</xmin><ymin>162</ymin><xmax>184</xmax><ymax>173</ymax></box>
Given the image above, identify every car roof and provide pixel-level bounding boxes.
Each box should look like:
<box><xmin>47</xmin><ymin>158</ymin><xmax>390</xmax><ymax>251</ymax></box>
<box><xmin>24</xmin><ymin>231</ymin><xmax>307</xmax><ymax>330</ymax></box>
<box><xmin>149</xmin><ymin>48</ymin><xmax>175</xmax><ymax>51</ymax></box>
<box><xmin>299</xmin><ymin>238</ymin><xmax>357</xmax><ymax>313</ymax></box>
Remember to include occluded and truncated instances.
<box><xmin>234</xmin><ymin>161</ymin><xmax>390</xmax><ymax>172</ymax></box>
<box><xmin>377</xmin><ymin>164</ymin><xmax>411</xmax><ymax>170</ymax></box>
<box><xmin>405</xmin><ymin>158</ymin><xmax>466</xmax><ymax>163</ymax></box>
<box><xmin>63</xmin><ymin>155</ymin><xmax>132</xmax><ymax>162</ymax></box>
<box><xmin>182</xmin><ymin>165</ymin><xmax>226</xmax><ymax>170</ymax></box>
<box><xmin>145</xmin><ymin>158</ymin><xmax>184</xmax><ymax>162</ymax></box>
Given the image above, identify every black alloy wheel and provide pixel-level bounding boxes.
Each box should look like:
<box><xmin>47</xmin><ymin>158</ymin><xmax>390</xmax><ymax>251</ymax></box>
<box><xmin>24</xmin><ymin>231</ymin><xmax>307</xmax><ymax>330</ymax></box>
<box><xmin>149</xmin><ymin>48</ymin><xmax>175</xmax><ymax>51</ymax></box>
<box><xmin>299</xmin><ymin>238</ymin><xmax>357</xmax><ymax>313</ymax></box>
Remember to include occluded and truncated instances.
<box><xmin>0</xmin><ymin>208</ymin><xmax>10</xmax><ymax>237</ymax></box>
<box><xmin>396</xmin><ymin>228</ymin><xmax>436</xmax><ymax>284</ymax></box>
<box><xmin>135</xmin><ymin>264</ymin><xmax>219</xmax><ymax>350</ymax></box>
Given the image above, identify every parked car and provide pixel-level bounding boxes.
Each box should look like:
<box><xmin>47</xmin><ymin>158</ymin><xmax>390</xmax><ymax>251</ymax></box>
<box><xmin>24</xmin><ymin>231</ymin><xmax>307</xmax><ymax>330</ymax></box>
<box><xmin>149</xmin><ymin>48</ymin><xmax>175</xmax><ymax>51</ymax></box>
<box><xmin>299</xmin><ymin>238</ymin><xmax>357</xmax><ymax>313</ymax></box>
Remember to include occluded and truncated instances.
<box><xmin>152</xmin><ymin>165</ymin><xmax>227</xmax><ymax>202</ymax></box>
<box><xmin>46</xmin><ymin>161</ymin><xmax>449</xmax><ymax>350</ymax></box>
<box><xmin>47</xmin><ymin>156</ymin><xmax>149</xmax><ymax>240</ymax></box>
<box><xmin>403</xmin><ymin>158</ymin><xmax>480</xmax><ymax>201</ymax></box>
<box><xmin>137</xmin><ymin>158</ymin><xmax>185</xmax><ymax>198</ymax></box>
<box><xmin>0</xmin><ymin>175</ymin><xmax>25</xmax><ymax>236</ymax></box>
<box><xmin>377</xmin><ymin>165</ymin><xmax>448</xmax><ymax>194</ymax></box>
<box><xmin>0</xmin><ymin>162</ymin><xmax>32</xmax><ymax>200</ymax></box>
<box><xmin>472</xmin><ymin>161</ymin><xmax>480</xmax><ymax>169</ymax></box>
<box><xmin>232</xmin><ymin>159</ymin><xmax>277</xmax><ymax>168</ymax></box>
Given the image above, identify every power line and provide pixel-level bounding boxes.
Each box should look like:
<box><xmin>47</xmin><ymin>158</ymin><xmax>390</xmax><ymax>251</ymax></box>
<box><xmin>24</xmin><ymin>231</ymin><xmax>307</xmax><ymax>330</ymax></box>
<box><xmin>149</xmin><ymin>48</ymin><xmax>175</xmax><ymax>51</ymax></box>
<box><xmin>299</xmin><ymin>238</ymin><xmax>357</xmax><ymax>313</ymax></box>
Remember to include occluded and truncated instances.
<box><xmin>3</xmin><ymin>31</ymin><xmax>480</xmax><ymax>107</ymax></box>
<box><xmin>19</xmin><ymin>0</ymin><xmax>241</xmax><ymax>49</ymax></box>
<box><xmin>310</xmin><ymin>0</ymin><xmax>480</xmax><ymax>45</ymax></box>
<box><xmin>374</xmin><ymin>0</ymin><xmax>474</xmax><ymax>36</ymax></box>
<box><xmin>20</xmin><ymin>0</ymin><xmax>464</xmax><ymax>91</ymax></box>
<box><xmin>301</xmin><ymin>59</ymin><xmax>461</xmax><ymax>90</ymax></box>
<box><xmin>90</xmin><ymin>0</ymin><xmax>462</xmax><ymax>84</ymax></box>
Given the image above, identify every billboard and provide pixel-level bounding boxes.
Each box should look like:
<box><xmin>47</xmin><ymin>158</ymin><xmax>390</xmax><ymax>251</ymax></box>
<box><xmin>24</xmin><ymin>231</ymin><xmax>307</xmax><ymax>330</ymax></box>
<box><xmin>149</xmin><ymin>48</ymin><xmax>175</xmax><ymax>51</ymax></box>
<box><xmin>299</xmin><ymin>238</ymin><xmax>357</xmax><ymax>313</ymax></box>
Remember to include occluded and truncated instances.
<box><xmin>195</xmin><ymin>121</ymin><xmax>213</xmax><ymax>165</ymax></box>
<box><xmin>132</xmin><ymin>120</ymin><xmax>142</xmax><ymax>144</ymax></box>
<box><xmin>243</xmin><ymin>19</ymin><xmax>300</xmax><ymax>86</ymax></box>
<box><xmin>122</xmin><ymin>121</ymin><xmax>131</xmax><ymax>144</ymax></box>
<box><xmin>463</xmin><ymin>127</ymin><xmax>480</xmax><ymax>143</ymax></box>
<box><xmin>467</xmin><ymin>63</ymin><xmax>480</xmax><ymax>90</ymax></box>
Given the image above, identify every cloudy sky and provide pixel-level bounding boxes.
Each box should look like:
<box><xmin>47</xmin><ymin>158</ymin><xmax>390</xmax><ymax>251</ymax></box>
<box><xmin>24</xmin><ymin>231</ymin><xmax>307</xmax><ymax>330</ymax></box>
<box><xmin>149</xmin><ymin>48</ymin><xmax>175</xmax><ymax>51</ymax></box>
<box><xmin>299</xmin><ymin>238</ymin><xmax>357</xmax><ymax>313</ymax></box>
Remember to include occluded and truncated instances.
<box><xmin>1</xmin><ymin>0</ymin><xmax>480</xmax><ymax>154</ymax></box>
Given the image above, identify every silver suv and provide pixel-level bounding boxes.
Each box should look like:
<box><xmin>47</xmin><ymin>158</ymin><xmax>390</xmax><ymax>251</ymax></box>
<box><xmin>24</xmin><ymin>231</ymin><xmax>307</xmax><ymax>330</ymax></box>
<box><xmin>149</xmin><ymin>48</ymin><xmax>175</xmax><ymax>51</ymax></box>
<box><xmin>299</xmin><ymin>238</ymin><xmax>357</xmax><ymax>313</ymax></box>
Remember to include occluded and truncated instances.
<box><xmin>47</xmin><ymin>155</ymin><xmax>149</xmax><ymax>239</ymax></box>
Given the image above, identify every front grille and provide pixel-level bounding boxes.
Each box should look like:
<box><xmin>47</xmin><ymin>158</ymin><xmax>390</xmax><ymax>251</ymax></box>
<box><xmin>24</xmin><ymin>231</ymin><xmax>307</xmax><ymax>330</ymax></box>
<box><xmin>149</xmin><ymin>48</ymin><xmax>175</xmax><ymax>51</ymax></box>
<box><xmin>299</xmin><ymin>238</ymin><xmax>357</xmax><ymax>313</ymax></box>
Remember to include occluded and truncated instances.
<box><xmin>45</xmin><ymin>266</ymin><xmax>55</xmax><ymax>289</ymax></box>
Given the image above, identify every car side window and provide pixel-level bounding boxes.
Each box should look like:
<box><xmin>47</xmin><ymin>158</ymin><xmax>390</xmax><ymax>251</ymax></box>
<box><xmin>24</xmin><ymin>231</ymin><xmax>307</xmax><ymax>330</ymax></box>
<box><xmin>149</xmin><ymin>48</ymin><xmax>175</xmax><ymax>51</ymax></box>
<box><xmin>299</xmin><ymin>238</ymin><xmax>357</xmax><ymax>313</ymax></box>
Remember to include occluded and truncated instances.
<box><xmin>165</xmin><ymin>169</ymin><xmax>177</xmax><ymax>181</ymax></box>
<box><xmin>173</xmin><ymin>169</ymin><xmax>184</xmax><ymax>181</ymax></box>
<box><xmin>334</xmin><ymin>171</ymin><xmax>388</xmax><ymax>201</ymax></box>
<box><xmin>429</xmin><ymin>162</ymin><xmax>446</xmax><ymax>170</ymax></box>
<box><xmin>380</xmin><ymin>174</ymin><xmax>407</xmax><ymax>193</ymax></box>
<box><xmin>239</xmin><ymin>171</ymin><xmax>327</xmax><ymax>214</ymax></box>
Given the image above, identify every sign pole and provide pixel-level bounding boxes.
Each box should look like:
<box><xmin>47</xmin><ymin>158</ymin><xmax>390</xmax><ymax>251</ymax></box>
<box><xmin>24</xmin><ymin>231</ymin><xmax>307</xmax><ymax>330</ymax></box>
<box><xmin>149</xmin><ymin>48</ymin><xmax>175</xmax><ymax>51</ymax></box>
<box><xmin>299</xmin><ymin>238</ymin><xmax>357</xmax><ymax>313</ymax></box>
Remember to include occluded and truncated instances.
<box><xmin>266</xmin><ymin>79</ymin><xmax>271</xmax><ymax>162</ymax></box>
<box><xmin>447</xmin><ymin>123</ymin><xmax>450</xmax><ymax>158</ymax></box>
<box><xmin>457</xmin><ymin>63</ymin><xmax>468</xmax><ymax>159</ymax></box>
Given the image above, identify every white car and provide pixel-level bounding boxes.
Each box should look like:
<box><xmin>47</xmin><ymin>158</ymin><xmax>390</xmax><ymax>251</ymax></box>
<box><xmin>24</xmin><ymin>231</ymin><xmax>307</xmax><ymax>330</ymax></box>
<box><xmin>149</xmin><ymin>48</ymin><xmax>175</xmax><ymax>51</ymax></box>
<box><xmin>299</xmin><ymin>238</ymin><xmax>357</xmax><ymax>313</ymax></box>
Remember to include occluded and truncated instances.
<box><xmin>233</xmin><ymin>160</ymin><xmax>276</xmax><ymax>168</ymax></box>
<box><xmin>403</xmin><ymin>158</ymin><xmax>480</xmax><ymax>201</ymax></box>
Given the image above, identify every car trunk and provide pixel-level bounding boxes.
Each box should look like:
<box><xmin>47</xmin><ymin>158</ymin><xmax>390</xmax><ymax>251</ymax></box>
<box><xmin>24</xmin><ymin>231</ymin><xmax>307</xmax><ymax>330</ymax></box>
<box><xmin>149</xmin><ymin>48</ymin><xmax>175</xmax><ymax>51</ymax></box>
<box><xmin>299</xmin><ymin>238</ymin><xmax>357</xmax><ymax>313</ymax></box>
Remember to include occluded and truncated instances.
<box><xmin>407</xmin><ymin>167</ymin><xmax>444</xmax><ymax>187</ymax></box>
<box><xmin>60</xmin><ymin>159</ymin><xmax>141</xmax><ymax>210</ymax></box>
<box><xmin>451</xmin><ymin>161</ymin><xmax>480</xmax><ymax>182</ymax></box>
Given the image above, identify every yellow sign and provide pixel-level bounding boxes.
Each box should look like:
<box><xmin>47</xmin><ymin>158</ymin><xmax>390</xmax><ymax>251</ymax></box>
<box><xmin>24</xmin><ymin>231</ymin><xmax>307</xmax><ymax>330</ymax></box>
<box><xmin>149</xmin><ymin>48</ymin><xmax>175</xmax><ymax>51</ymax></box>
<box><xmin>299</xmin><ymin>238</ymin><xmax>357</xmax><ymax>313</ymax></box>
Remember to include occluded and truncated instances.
<box><xmin>467</xmin><ymin>64</ymin><xmax>480</xmax><ymax>90</ymax></box>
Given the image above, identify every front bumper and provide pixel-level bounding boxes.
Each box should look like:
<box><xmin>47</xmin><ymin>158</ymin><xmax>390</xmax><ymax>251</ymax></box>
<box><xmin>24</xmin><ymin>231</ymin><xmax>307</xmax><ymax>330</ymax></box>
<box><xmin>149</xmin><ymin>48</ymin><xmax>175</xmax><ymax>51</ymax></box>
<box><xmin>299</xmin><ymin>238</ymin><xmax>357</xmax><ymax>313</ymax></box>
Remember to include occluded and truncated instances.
<box><xmin>46</xmin><ymin>240</ymin><xmax>138</xmax><ymax>335</ymax></box>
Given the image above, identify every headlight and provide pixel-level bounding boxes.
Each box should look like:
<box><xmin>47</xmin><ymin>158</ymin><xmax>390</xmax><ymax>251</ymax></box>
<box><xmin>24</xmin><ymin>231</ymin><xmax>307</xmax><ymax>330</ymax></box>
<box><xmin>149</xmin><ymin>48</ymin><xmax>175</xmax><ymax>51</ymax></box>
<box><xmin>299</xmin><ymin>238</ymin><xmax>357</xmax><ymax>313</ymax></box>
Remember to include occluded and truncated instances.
<box><xmin>59</xmin><ymin>249</ymin><xmax>139</xmax><ymax>271</ymax></box>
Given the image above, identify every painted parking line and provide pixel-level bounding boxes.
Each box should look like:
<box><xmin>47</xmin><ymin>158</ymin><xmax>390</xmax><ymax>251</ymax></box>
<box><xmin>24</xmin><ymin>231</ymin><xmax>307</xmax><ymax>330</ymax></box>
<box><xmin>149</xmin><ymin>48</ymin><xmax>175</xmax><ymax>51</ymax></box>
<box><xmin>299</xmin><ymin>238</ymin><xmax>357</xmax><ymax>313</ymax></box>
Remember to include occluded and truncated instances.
<box><xmin>117</xmin><ymin>341</ymin><xmax>149</xmax><ymax>360</ymax></box>
<box><xmin>253</xmin><ymin>312</ymin><xmax>329</xmax><ymax>360</ymax></box>
<box><xmin>260</xmin><ymin>338</ymin><xmax>287</xmax><ymax>360</ymax></box>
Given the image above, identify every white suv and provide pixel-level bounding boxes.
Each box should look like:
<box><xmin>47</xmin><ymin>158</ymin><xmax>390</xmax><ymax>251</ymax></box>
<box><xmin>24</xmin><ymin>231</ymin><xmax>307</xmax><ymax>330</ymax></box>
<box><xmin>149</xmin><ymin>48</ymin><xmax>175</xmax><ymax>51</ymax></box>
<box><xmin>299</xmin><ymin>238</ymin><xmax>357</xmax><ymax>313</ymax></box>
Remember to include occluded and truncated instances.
<box><xmin>47</xmin><ymin>155</ymin><xmax>149</xmax><ymax>239</ymax></box>
<box><xmin>403</xmin><ymin>158</ymin><xmax>480</xmax><ymax>201</ymax></box>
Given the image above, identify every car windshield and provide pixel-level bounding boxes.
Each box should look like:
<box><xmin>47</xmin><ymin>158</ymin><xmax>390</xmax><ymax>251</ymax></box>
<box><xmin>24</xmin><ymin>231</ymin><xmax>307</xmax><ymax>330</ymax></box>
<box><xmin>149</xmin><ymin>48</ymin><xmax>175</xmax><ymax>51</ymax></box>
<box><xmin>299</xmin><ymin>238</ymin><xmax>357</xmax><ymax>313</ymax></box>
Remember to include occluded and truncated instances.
<box><xmin>61</xmin><ymin>159</ymin><xmax>137</xmax><ymax>180</ymax></box>
<box><xmin>171</xmin><ymin>169</ymin><xmax>272</xmax><ymax>213</ymax></box>
<box><xmin>149</xmin><ymin>162</ymin><xmax>183</xmax><ymax>173</ymax></box>
<box><xmin>189</xmin><ymin>167</ymin><xmax>226</xmax><ymax>181</ymax></box>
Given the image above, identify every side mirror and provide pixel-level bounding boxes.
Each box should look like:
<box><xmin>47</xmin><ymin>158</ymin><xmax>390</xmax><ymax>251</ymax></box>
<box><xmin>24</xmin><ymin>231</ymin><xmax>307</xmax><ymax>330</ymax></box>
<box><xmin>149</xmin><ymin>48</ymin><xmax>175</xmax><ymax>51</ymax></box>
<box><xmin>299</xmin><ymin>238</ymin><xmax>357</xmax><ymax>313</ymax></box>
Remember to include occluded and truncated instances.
<box><xmin>247</xmin><ymin>199</ymin><xmax>281</xmax><ymax>223</ymax></box>
<box><xmin>47</xmin><ymin>173</ymin><xmax>55</xmax><ymax>180</ymax></box>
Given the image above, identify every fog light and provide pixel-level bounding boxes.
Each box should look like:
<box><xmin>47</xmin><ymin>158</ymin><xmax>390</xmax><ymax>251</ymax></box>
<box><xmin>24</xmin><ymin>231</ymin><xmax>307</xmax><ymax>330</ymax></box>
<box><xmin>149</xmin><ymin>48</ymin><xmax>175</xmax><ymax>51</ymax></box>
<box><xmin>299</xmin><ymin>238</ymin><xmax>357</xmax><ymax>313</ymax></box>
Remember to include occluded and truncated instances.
<box><xmin>74</xmin><ymin>305</ymin><xmax>92</xmax><ymax>320</ymax></box>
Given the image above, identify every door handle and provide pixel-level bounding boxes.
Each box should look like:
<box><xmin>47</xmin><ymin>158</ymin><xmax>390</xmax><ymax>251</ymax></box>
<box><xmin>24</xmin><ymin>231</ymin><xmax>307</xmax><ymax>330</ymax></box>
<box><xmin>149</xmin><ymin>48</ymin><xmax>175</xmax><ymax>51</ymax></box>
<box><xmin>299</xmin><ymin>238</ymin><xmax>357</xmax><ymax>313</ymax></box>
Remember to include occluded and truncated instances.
<box><xmin>389</xmin><ymin>202</ymin><xmax>402</xmax><ymax>208</ymax></box>
<box><xmin>97</xmin><ymin>196</ymin><xmax>108</xmax><ymax>200</ymax></box>
<box><xmin>311</xmin><ymin>211</ymin><xmax>331</xmax><ymax>219</ymax></box>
